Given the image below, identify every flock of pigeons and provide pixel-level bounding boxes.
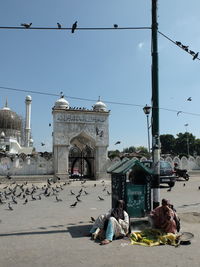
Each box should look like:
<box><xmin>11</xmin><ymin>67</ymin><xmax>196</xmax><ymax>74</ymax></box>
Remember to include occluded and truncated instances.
<box><xmin>0</xmin><ymin>177</ymin><xmax>111</xmax><ymax>212</ymax></box>
<box><xmin>20</xmin><ymin>21</ymin><xmax>119</xmax><ymax>32</ymax></box>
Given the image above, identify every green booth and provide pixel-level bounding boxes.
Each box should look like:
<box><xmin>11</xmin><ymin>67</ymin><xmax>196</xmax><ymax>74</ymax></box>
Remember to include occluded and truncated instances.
<box><xmin>107</xmin><ymin>159</ymin><xmax>153</xmax><ymax>218</ymax></box>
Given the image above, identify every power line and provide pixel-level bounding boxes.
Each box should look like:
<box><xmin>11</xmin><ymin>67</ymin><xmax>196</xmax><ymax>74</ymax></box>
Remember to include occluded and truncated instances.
<box><xmin>158</xmin><ymin>31</ymin><xmax>200</xmax><ymax>61</ymax></box>
<box><xmin>0</xmin><ymin>26</ymin><xmax>151</xmax><ymax>31</ymax></box>
<box><xmin>0</xmin><ymin>85</ymin><xmax>200</xmax><ymax>117</ymax></box>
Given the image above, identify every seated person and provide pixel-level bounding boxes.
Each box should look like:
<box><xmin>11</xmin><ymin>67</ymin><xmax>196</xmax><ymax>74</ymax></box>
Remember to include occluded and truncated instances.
<box><xmin>90</xmin><ymin>200</ymin><xmax>129</xmax><ymax>245</ymax></box>
<box><xmin>149</xmin><ymin>198</ymin><xmax>180</xmax><ymax>234</ymax></box>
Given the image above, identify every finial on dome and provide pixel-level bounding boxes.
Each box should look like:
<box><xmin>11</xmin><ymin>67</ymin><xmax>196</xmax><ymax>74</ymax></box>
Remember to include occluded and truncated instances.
<box><xmin>60</xmin><ymin>91</ymin><xmax>64</xmax><ymax>98</ymax></box>
<box><xmin>98</xmin><ymin>96</ymin><xmax>101</xmax><ymax>101</ymax></box>
<box><xmin>3</xmin><ymin>98</ymin><xmax>10</xmax><ymax>110</ymax></box>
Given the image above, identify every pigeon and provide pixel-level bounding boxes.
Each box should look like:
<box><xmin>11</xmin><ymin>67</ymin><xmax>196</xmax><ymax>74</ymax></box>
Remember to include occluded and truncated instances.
<box><xmin>84</xmin><ymin>190</ymin><xmax>89</xmax><ymax>195</ymax></box>
<box><xmin>98</xmin><ymin>196</ymin><xmax>104</xmax><ymax>201</ymax></box>
<box><xmin>176</xmin><ymin>41</ymin><xmax>182</xmax><ymax>46</ymax></box>
<box><xmin>70</xmin><ymin>201</ymin><xmax>78</xmax><ymax>207</ymax></box>
<box><xmin>31</xmin><ymin>195</ymin><xmax>36</xmax><ymax>201</ymax></box>
<box><xmin>91</xmin><ymin>216</ymin><xmax>95</xmax><ymax>222</ymax></box>
<box><xmin>193</xmin><ymin>52</ymin><xmax>199</xmax><ymax>60</ymax></box>
<box><xmin>187</xmin><ymin>97</ymin><xmax>192</xmax><ymax>101</ymax></box>
<box><xmin>181</xmin><ymin>45</ymin><xmax>188</xmax><ymax>50</ymax></box>
<box><xmin>189</xmin><ymin>50</ymin><xmax>196</xmax><ymax>56</ymax></box>
<box><xmin>107</xmin><ymin>191</ymin><xmax>111</xmax><ymax>195</ymax></box>
<box><xmin>8</xmin><ymin>203</ymin><xmax>13</xmax><ymax>210</ymax></box>
<box><xmin>76</xmin><ymin>196</ymin><xmax>81</xmax><ymax>202</ymax></box>
<box><xmin>183</xmin><ymin>183</ymin><xmax>186</xmax><ymax>187</ymax></box>
<box><xmin>56</xmin><ymin>195</ymin><xmax>62</xmax><ymax>202</ymax></box>
<box><xmin>23</xmin><ymin>198</ymin><xmax>28</xmax><ymax>205</ymax></box>
<box><xmin>41</xmin><ymin>142</ymin><xmax>45</xmax><ymax>146</ymax></box>
<box><xmin>21</xmin><ymin>23</ymin><xmax>32</xmax><ymax>29</ymax></box>
<box><xmin>115</xmin><ymin>141</ymin><xmax>121</xmax><ymax>145</ymax></box>
<box><xmin>113</xmin><ymin>24</ymin><xmax>118</xmax><ymax>28</ymax></box>
<box><xmin>177</xmin><ymin>111</ymin><xmax>182</xmax><ymax>116</ymax></box>
<box><xmin>71</xmin><ymin>21</ymin><xmax>77</xmax><ymax>33</ymax></box>
<box><xmin>70</xmin><ymin>190</ymin><xmax>75</xmax><ymax>195</ymax></box>
<box><xmin>57</xmin><ymin>23</ymin><xmax>62</xmax><ymax>29</ymax></box>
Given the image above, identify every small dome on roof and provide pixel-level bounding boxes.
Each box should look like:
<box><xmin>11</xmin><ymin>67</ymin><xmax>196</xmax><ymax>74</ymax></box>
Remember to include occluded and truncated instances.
<box><xmin>54</xmin><ymin>96</ymin><xmax>69</xmax><ymax>109</ymax></box>
<box><xmin>93</xmin><ymin>97</ymin><xmax>107</xmax><ymax>111</ymax></box>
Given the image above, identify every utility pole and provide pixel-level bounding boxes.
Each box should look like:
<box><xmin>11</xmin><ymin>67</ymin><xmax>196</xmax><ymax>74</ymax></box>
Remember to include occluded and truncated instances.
<box><xmin>151</xmin><ymin>0</ymin><xmax>160</xmax><ymax>208</ymax></box>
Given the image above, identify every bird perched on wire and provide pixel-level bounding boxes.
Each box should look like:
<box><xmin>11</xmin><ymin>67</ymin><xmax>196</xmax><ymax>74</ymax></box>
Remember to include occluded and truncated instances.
<box><xmin>193</xmin><ymin>52</ymin><xmax>199</xmax><ymax>60</ymax></box>
<box><xmin>115</xmin><ymin>141</ymin><xmax>121</xmax><ymax>145</ymax></box>
<box><xmin>21</xmin><ymin>23</ymin><xmax>32</xmax><ymax>28</ymax></box>
<box><xmin>57</xmin><ymin>23</ymin><xmax>62</xmax><ymax>29</ymax></box>
<box><xmin>176</xmin><ymin>41</ymin><xmax>182</xmax><ymax>46</ymax></box>
<box><xmin>189</xmin><ymin>50</ymin><xmax>196</xmax><ymax>56</ymax></box>
<box><xmin>113</xmin><ymin>24</ymin><xmax>118</xmax><ymax>28</ymax></box>
<box><xmin>71</xmin><ymin>21</ymin><xmax>77</xmax><ymax>33</ymax></box>
<box><xmin>187</xmin><ymin>97</ymin><xmax>192</xmax><ymax>101</ymax></box>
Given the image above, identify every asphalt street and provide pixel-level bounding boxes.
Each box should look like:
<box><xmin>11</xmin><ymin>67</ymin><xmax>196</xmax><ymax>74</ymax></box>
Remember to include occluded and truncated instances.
<box><xmin>0</xmin><ymin>174</ymin><xmax>199</xmax><ymax>267</ymax></box>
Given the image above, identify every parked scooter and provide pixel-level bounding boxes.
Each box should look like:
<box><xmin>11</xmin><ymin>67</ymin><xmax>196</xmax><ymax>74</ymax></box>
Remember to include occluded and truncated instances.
<box><xmin>174</xmin><ymin>167</ymin><xmax>190</xmax><ymax>181</ymax></box>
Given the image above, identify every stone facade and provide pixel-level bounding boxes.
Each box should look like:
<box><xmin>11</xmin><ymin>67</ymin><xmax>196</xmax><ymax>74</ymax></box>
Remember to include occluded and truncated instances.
<box><xmin>52</xmin><ymin>98</ymin><xmax>110</xmax><ymax>180</ymax></box>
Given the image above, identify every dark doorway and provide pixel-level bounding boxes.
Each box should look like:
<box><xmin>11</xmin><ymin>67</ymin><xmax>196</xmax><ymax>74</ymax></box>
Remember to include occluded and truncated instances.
<box><xmin>69</xmin><ymin>145</ymin><xmax>94</xmax><ymax>179</ymax></box>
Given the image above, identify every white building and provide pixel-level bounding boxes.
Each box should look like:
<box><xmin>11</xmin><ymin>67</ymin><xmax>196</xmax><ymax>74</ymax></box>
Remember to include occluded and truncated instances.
<box><xmin>0</xmin><ymin>97</ymin><xmax>33</xmax><ymax>155</ymax></box>
<box><xmin>52</xmin><ymin>96</ymin><xmax>110</xmax><ymax>179</ymax></box>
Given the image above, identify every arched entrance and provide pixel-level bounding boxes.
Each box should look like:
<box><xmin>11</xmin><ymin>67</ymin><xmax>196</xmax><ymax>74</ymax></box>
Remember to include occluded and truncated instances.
<box><xmin>69</xmin><ymin>145</ymin><xmax>95</xmax><ymax>179</ymax></box>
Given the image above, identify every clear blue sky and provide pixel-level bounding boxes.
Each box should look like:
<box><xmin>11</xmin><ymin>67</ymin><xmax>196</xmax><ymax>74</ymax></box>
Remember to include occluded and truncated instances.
<box><xmin>0</xmin><ymin>0</ymin><xmax>200</xmax><ymax>152</ymax></box>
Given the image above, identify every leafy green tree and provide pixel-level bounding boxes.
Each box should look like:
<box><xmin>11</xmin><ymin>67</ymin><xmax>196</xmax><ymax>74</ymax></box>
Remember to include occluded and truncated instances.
<box><xmin>135</xmin><ymin>146</ymin><xmax>150</xmax><ymax>157</ymax></box>
<box><xmin>160</xmin><ymin>134</ymin><xmax>175</xmax><ymax>154</ymax></box>
<box><xmin>108</xmin><ymin>150</ymin><xmax>120</xmax><ymax>159</ymax></box>
<box><xmin>123</xmin><ymin>146</ymin><xmax>136</xmax><ymax>153</ymax></box>
<box><xmin>174</xmin><ymin>132</ymin><xmax>196</xmax><ymax>156</ymax></box>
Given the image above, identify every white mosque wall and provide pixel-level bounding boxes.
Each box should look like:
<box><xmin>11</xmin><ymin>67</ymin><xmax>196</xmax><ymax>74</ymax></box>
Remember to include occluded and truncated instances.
<box><xmin>0</xmin><ymin>155</ymin><xmax>53</xmax><ymax>176</ymax></box>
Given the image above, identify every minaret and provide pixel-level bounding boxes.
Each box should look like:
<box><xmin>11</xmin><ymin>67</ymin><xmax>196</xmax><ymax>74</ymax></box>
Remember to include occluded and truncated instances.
<box><xmin>25</xmin><ymin>95</ymin><xmax>32</xmax><ymax>147</ymax></box>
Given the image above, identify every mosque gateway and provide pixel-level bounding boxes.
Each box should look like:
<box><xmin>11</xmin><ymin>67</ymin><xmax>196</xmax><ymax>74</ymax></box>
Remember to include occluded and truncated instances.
<box><xmin>52</xmin><ymin>96</ymin><xmax>110</xmax><ymax>180</ymax></box>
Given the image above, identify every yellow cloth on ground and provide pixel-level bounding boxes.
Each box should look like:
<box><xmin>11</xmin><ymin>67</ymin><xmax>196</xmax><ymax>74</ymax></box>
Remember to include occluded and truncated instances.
<box><xmin>130</xmin><ymin>229</ymin><xmax>179</xmax><ymax>247</ymax></box>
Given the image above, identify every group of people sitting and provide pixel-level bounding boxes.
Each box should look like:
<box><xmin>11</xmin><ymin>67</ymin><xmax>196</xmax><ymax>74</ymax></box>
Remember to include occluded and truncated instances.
<box><xmin>90</xmin><ymin>198</ymin><xmax>180</xmax><ymax>245</ymax></box>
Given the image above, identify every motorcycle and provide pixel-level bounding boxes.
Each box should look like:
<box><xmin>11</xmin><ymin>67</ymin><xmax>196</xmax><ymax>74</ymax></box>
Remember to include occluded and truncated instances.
<box><xmin>174</xmin><ymin>168</ymin><xmax>190</xmax><ymax>181</ymax></box>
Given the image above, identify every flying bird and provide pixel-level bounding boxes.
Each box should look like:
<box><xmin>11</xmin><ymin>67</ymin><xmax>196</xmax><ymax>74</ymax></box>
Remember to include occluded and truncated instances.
<box><xmin>113</xmin><ymin>24</ymin><xmax>118</xmax><ymax>28</ymax></box>
<box><xmin>23</xmin><ymin>198</ymin><xmax>28</xmax><ymax>205</ymax></box>
<box><xmin>41</xmin><ymin>142</ymin><xmax>45</xmax><ymax>146</ymax></box>
<box><xmin>177</xmin><ymin>111</ymin><xmax>182</xmax><ymax>116</ymax></box>
<box><xmin>193</xmin><ymin>52</ymin><xmax>199</xmax><ymax>60</ymax></box>
<box><xmin>187</xmin><ymin>97</ymin><xmax>192</xmax><ymax>101</ymax></box>
<box><xmin>107</xmin><ymin>190</ymin><xmax>111</xmax><ymax>195</ymax></box>
<box><xmin>49</xmin><ymin>123</ymin><xmax>51</xmax><ymax>127</ymax></box>
<box><xmin>71</xmin><ymin>21</ymin><xmax>77</xmax><ymax>33</ymax></box>
<box><xmin>115</xmin><ymin>141</ymin><xmax>121</xmax><ymax>145</ymax></box>
<box><xmin>98</xmin><ymin>196</ymin><xmax>104</xmax><ymax>201</ymax></box>
<box><xmin>8</xmin><ymin>203</ymin><xmax>13</xmax><ymax>210</ymax></box>
<box><xmin>21</xmin><ymin>23</ymin><xmax>32</xmax><ymax>28</ymax></box>
<box><xmin>70</xmin><ymin>190</ymin><xmax>75</xmax><ymax>195</ymax></box>
<box><xmin>57</xmin><ymin>23</ymin><xmax>62</xmax><ymax>29</ymax></box>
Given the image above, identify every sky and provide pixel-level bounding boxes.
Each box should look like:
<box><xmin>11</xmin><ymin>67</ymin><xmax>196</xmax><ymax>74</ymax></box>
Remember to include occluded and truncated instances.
<box><xmin>0</xmin><ymin>0</ymin><xmax>200</xmax><ymax>153</ymax></box>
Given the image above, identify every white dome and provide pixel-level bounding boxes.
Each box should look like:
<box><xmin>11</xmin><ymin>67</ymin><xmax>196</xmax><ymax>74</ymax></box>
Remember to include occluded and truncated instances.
<box><xmin>54</xmin><ymin>96</ymin><xmax>69</xmax><ymax>109</ymax></box>
<box><xmin>26</xmin><ymin>95</ymin><xmax>32</xmax><ymax>101</ymax></box>
<box><xmin>93</xmin><ymin>99</ymin><xmax>107</xmax><ymax>111</ymax></box>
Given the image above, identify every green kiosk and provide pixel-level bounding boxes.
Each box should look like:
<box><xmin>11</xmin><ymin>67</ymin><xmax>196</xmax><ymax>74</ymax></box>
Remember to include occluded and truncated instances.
<box><xmin>107</xmin><ymin>159</ymin><xmax>153</xmax><ymax>218</ymax></box>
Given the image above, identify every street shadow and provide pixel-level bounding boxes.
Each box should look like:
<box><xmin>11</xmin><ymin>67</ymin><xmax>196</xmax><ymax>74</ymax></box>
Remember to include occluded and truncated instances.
<box><xmin>0</xmin><ymin>229</ymin><xmax>69</xmax><ymax>237</ymax></box>
<box><xmin>67</xmin><ymin>224</ymin><xmax>91</xmax><ymax>238</ymax></box>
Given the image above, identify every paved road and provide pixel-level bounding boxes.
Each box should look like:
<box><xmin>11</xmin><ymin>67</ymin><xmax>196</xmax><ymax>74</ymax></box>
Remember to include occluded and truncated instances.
<box><xmin>0</xmin><ymin>175</ymin><xmax>199</xmax><ymax>267</ymax></box>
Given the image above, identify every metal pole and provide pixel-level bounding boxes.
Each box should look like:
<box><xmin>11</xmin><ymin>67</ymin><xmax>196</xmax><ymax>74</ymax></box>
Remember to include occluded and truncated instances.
<box><xmin>151</xmin><ymin>0</ymin><xmax>160</xmax><ymax>209</ymax></box>
<box><xmin>147</xmin><ymin>114</ymin><xmax>150</xmax><ymax>153</ymax></box>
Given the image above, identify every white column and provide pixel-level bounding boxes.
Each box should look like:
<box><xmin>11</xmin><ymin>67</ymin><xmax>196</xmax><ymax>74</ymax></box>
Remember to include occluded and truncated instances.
<box><xmin>25</xmin><ymin>95</ymin><xmax>32</xmax><ymax>147</ymax></box>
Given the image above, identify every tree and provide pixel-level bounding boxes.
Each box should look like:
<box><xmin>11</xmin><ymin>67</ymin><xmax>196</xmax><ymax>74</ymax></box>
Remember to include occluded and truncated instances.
<box><xmin>123</xmin><ymin>146</ymin><xmax>136</xmax><ymax>153</ymax></box>
<box><xmin>160</xmin><ymin>134</ymin><xmax>175</xmax><ymax>154</ymax></box>
<box><xmin>135</xmin><ymin>146</ymin><xmax>150</xmax><ymax>158</ymax></box>
<box><xmin>174</xmin><ymin>132</ymin><xmax>196</xmax><ymax>156</ymax></box>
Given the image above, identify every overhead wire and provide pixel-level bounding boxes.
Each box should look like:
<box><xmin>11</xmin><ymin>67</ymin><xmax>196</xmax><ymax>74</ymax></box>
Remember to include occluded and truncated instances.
<box><xmin>0</xmin><ymin>85</ymin><xmax>200</xmax><ymax>117</ymax></box>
